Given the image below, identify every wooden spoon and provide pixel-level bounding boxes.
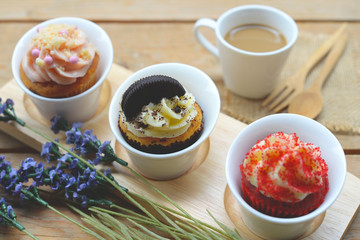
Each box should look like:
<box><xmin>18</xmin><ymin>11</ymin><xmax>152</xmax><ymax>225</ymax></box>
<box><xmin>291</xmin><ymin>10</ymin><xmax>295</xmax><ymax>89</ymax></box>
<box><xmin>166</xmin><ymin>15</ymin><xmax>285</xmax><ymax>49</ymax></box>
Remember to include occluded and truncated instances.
<box><xmin>288</xmin><ymin>33</ymin><xmax>348</xmax><ymax>119</ymax></box>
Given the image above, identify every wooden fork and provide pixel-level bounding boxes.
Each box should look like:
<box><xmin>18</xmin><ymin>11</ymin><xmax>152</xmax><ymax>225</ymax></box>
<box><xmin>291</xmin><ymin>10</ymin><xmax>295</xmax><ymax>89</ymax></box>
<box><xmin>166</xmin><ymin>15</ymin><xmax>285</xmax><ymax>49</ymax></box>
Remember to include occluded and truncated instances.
<box><xmin>262</xmin><ymin>23</ymin><xmax>348</xmax><ymax>113</ymax></box>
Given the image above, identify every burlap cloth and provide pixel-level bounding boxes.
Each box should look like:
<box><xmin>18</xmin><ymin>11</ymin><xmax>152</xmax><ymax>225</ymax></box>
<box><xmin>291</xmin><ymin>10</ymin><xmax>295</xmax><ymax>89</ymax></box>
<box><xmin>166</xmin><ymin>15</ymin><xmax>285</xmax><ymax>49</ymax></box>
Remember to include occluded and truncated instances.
<box><xmin>222</xmin><ymin>31</ymin><xmax>360</xmax><ymax>134</ymax></box>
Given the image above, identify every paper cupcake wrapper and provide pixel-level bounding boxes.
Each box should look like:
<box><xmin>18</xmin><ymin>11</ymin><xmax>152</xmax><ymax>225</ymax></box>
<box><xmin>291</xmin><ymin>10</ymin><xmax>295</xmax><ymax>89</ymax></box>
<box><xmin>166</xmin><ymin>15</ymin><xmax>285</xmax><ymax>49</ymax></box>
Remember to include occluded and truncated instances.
<box><xmin>241</xmin><ymin>173</ymin><xmax>329</xmax><ymax>218</ymax></box>
<box><xmin>20</xmin><ymin>53</ymin><xmax>99</xmax><ymax>98</ymax></box>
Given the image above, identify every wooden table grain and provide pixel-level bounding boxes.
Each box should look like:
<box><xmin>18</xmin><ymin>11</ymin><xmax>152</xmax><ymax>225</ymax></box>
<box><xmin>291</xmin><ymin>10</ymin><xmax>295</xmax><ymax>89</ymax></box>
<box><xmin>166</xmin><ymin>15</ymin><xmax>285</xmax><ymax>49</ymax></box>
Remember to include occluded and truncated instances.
<box><xmin>0</xmin><ymin>1</ymin><xmax>359</xmax><ymax>239</ymax></box>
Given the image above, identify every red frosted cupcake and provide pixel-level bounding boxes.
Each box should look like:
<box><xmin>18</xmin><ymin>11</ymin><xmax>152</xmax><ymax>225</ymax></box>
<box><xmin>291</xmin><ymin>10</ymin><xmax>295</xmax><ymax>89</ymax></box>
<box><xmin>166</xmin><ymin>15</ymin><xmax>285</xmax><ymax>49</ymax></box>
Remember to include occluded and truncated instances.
<box><xmin>240</xmin><ymin>132</ymin><xmax>329</xmax><ymax>218</ymax></box>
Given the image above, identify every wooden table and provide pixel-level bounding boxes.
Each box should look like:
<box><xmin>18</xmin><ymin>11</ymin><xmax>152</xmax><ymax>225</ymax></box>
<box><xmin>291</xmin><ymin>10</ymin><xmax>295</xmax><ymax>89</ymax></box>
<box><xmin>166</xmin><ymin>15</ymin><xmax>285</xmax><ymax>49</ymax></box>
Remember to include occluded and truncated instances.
<box><xmin>0</xmin><ymin>1</ymin><xmax>359</xmax><ymax>239</ymax></box>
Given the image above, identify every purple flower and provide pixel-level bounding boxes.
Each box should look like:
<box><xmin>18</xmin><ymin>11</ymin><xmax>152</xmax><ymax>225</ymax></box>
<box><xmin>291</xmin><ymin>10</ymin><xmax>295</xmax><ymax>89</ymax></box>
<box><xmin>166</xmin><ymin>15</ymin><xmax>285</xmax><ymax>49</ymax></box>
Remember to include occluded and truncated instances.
<box><xmin>73</xmin><ymin>191</ymin><xmax>79</xmax><ymax>200</ymax></box>
<box><xmin>59</xmin><ymin>153</ymin><xmax>71</xmax><ymax>163</ymax></box>
<box><xmin>5</xmin><ymin>99</ymin><xmax>14</xmax><ymax>107</ymax></box>
<box><xmin>0</xmin><ymin>98</ymin><xmax>25</xmax><ymax>126</ymax></box>
<box><xmin>104</xmin><ymin>168</ymin><xmax>111</xmax><ymax>177</ymax></box>
<box><xmin>21</xmin><ymin>158</ymin><xmax>37</xmax><ymax>170</ymax></box>
<box><xmin>46</xmin><ymin>167</ymin><xmax>67</xmax><ymax>191</ymax></box>
<box><xmin>65</xmin><ymin>123</ymin><xmax>102</xmax><ymax>156</ymax></box>
<box><xmin>81</xmin><ymin>195</ymin><xmax>88</xmax><ymax>208</ymax></box>
<box><xmin>0</xmin><ymin>197</ymin><xmax>17</xmax><ymax>225</ymax></box>
<box><xmin>0</xmin><ymin>99</ymin><xmax>15</xmax><ymax>122</ymax></box>
<box><xmin>0</xmin><ymin>99</ymin><xmax>13</xmax><ymax>115</ymax></box>
<box><xmin>8</xmin><ymin>168</ymin><xmax>18</xmax><ymax>179</ymax></box>
<box><xmin>13</xmin><ymin>182</ymin><xmax>23</xmax><ymax>195</ymax></box>
<box><xmin>65</xmin><ymin>177</ymin><xmax>76</xmax><ymax>189</ymax></box>
<box><xmin>34</xmin><ymin>162</ymin><xmax>45</xmax><ymax>183</ymax></box>
<box><xmin>65</xmin><ymin>122</ymin><xmax>83</xmax><ymax>145</ymax></box>
<box><xmin>84</xmin><ymin>129</ymin><xmax>98</xmax><ymax>143</ymax></box>
<box><xmin>75</xmin><ymin>167</ymin><xmax>98</xmax><ymax>192</ymax></box>
<box><xmin>93</xmin><ymin>154</ymin><xmax>101</xmax><ymax>165</ymax></box>
<box><xmin>94</xmin><ymin>141</ymin><xmax>111</xmax><ymax>165</ymax></box>
<box><xmin>49</xmin><ymin>169</ymin><xmax>56</xmax><ymax>183</ymax></box>
<box><xmin>77</xmin><ymin>183</ymin><xmax>87</xmax><ymax>192</ymax></box>
<box><xmin>41</xmin><ymin>141</ymin><xmax>60</xmax><ymax>163</ymax></box>
<box><xmin>7</xmin><ymin>205</ymin><xmax>14</xmax><ymax>218</ymax></box>
<box><xmin>69</xmin><ymin>158</ymin><xmax>79</xmax><ymax>169</ymax></box>
<box><xmin>0</xmin><ymin>158</ymin><xmax>22</xmax><ymax>196</ymax></box>
<box><xmin>99</xmin><ymin>141</ymin><xmax>110</xmax><ymax>153</ymax></box>
<box><xmin>17</xmin><ymin>158</ymin><xmax>37</xmax><ymax>182</ymax></box>
<box><xmin>50</xmin><ymin>115</ymin><xmax>69</xmax><ymax>134</ymax></box>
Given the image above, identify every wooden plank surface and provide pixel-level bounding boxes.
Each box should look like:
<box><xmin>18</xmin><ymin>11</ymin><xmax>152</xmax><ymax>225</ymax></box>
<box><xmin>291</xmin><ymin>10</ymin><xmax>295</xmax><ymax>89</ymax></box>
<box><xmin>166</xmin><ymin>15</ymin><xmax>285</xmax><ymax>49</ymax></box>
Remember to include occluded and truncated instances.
<box><xmin>0</xmin><ymin>0</ymin><xmax>359</xmax><ymax>21</ymax></box>
<box><xmin>0</xmin><ymin>63</ymin><xmax>359</xmax><ymax>240</ymax></box>
<box><xmin>0</xmin><ymin>1</ymin><xmax>359</xmax><ymax>239</ymax></box>
<box><xmin>1</xmin><ymin>22</ymin><xmax>360</xmax><ymax>151</ymax></box>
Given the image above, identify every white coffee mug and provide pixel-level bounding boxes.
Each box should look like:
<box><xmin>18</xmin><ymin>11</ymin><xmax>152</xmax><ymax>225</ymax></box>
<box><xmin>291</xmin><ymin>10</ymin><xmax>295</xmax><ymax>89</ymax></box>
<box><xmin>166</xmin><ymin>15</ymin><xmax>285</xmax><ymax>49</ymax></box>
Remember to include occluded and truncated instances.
<box><xmin>193</xmin><ymin>5</ymin><xmax>298</xmax><ymax>99</ymax></box>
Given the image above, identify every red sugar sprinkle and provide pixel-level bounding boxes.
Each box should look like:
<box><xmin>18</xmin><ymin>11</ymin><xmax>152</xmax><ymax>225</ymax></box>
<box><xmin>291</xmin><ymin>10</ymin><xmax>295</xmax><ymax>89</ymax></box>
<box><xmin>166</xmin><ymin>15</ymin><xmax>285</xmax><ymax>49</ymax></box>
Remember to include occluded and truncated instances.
<box><xmin>241</xmin><ymin>132</ymin><xmax>329</xmax><ymax>204</ymax></box>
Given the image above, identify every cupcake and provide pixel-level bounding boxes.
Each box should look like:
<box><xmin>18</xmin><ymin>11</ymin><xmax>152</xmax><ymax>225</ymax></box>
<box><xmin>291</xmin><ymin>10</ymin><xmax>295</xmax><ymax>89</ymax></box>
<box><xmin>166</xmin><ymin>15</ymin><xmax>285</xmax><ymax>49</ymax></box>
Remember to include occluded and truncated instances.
<box><xmin>118</xmin><ymin>75</ymin><xmax>204</xmax><ymax>154</ymax></box>
<box><xmin>20</xmin><ymin>23</ymin><xmax>99</xmax><ymax>98</ymax></box>
<box><xmin>240</xmin><ymin>132</ymin><xmax>329</xmax><ymax>218</ymax></box>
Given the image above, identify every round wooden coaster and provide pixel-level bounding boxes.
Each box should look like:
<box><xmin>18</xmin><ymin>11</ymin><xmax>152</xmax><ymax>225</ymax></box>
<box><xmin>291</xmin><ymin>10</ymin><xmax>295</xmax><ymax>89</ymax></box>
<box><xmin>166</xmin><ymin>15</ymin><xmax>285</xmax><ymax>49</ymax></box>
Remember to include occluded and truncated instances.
<box><xmin>223</xmin><ymin>185</ymin><xmax>326</xmax><ymax>239</ymax></box>
<box><xmin>23</xmin><ymin>95</ymin><xmax>51</xmax><ymax>126</ymax></box>
<box><xmin>22</xmin><ymin>79</ymin><xmax>111</xmax><ymax>125</ymax></box>
<box><xmin>114</xmin><ymin>138</ymin><xmax>210</xmax><ymax>180</ymax></box>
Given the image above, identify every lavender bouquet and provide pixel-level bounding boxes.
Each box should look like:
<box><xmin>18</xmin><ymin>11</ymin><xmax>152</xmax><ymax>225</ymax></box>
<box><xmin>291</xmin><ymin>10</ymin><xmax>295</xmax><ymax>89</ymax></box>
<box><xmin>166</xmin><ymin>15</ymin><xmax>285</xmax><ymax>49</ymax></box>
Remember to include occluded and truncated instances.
<box><xmin>0</xmin><ymin>98</ymin><xmax>242</xmax><ymax>240</ymax></box>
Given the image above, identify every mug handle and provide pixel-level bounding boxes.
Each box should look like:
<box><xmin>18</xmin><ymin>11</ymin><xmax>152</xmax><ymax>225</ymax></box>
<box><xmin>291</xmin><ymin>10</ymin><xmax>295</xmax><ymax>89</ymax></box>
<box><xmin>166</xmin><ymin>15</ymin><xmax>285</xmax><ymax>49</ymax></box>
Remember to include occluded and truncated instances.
<box><xmin>193</xmin><ymin>18</ymin><xmax>219</xmax><ymax>58</ymax></box>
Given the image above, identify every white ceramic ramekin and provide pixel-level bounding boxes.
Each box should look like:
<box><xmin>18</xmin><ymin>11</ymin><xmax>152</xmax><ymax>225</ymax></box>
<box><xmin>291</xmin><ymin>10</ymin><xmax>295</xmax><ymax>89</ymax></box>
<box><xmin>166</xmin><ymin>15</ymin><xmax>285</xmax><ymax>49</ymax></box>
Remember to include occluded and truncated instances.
<box><xmin>226</xmin><ymin>113</ymin><xmax>346</xmax><ymax>240</ymax></box>
<box><xmin>12</xmin><ymin>17</ymin><xmax>113</xmax><ymax>122</ymax></box>
<box><xmin>109</xmin><ymin>63</ymin><xmax>220</xmax><ymax>180</ymax></box>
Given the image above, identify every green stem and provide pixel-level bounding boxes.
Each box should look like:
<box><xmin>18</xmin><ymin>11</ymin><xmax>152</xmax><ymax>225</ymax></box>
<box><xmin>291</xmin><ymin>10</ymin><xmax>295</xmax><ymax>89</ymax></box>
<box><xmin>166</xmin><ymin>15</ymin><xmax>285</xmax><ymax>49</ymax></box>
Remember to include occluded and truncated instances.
<box><xmin>21</xmin><ymin>188</ymin><xmax>107</xmax><ymax>239</ymax></box>
<box><xmin>95</xmin><ymin>206</ymin><xmax>206</xmax><ymax>240</ymax></box>
<box><xmin>0</xmin><ymin>212</ymin><xmax>24</xmax><ymax>231</ymax></box>
<box><xmin>21</xmin><ymin>229</ymin><xmax>40</xmax><ymax>240</ymax></box>
<box><xmin>47</xmin><ymin>204</ymin><xmax>106</xmax><ymax>240</ymax></box>
<box><xmin>21</xmin><ymin>119</ymin><xmax>239</xmax><ymax>239</ymax></box>
<box><xmin>24</xmin><ymin>124</ymin><xmax>180</xmax><ymax>238</ymax></box>
<box><xmin>4</xmin><ymin>108</ymin><xmax>25</xmax><ymax>126</ymax></box>
<box><xmin>0</xmin><ymin>212</ymin><xmax>39</xmax><ymax>240</ymax></box>
<box><xmin>126</xmin><ymin>166</ymin><xmax>228</xmax><ymax>239</ymax></box>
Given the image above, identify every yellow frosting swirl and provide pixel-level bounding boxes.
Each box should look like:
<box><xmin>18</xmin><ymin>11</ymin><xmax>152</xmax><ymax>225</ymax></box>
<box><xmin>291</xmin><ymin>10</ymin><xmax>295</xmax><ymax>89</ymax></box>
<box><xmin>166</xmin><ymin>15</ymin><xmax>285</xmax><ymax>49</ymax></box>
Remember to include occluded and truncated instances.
<box><xmin>121</xmin><ymin>93</ymin><xmax>197</xmax><ymax>138</ymax></box>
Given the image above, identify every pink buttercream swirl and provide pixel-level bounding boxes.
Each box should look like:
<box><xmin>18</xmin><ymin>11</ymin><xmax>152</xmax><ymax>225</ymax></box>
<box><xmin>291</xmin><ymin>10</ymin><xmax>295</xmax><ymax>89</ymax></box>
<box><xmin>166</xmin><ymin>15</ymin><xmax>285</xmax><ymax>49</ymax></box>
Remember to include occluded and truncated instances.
<box><xmin>22</xmin><ymin>24</ymin><xmax>96</xmax><ymax>85</ymax></box>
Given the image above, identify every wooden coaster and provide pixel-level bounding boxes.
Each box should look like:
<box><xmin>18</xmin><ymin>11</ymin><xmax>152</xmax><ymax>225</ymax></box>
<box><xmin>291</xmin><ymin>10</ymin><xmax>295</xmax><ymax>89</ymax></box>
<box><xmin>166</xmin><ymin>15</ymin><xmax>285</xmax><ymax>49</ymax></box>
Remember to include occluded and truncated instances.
<box><xmin>22</xmin><ymin>79</ymin><xmax>112</xmax><ymax>127</ymax></box>
<box><xmin>224</xmin><ymin>185</ymin><xmax>326</xmax><ymax>239</ymax></box>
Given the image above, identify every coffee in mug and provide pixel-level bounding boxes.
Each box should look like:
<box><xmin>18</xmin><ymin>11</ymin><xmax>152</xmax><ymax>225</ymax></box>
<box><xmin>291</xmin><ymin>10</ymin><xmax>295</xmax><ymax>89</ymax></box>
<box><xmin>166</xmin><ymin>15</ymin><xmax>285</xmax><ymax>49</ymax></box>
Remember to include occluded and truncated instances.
<box><xmin>193</xmin><ymin>5</ymin><xmax>298</xmax><ymax>99</ymax></box>
<box><xmin>224</xmin><ymin>24</ymin><xmax>287</xmax><ymax>53</ymax></box>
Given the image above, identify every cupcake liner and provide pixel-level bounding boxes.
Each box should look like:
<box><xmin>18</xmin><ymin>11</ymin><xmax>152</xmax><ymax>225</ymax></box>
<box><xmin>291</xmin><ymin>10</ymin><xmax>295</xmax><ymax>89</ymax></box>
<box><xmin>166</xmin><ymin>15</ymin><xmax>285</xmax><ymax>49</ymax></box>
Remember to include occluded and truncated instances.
<box><xmin>20</xmin><ymin>53</ymin><xmax>99</xmax><ymax>98</ymax></box>
<box><xmin>241</xmin><ymin>169</ymin><xmax>329</xmax><ymax>218</ymax></box>
<box><xmin>120</xmin><ymin>116</ymin><xmax>204</xmax><ymax>154</ymax></box>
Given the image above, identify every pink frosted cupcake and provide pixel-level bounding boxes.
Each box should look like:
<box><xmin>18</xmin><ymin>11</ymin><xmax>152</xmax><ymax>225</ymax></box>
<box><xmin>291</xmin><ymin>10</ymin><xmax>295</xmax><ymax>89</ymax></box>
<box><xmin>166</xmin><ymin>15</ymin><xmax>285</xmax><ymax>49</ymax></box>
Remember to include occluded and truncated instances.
<box><xmin>20</xmin><ymin>23</ymin><xmax>99</xmax><ymax>98</ymax></box>
<box><xmin>240</xmin><ymin>132</ymin><xmax>329</xmax><ymax>218</ymax></box>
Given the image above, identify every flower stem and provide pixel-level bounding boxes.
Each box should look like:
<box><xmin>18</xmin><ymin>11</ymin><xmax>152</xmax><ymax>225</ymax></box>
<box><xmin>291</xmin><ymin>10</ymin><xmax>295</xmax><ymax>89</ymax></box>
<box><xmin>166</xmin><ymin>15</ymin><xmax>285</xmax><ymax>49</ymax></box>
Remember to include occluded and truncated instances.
<box><xmin>47</xmin><ymin>204</ymin><xmax>106</xmax><ymax>240</ymax></box>
<box><xmin>4</xmin><ymin>108</ymin><xmax>25</xmax><ymax>126</ymax></box>
<box><xmin>126</xmin><ymin>166</ymin><xmax>235</xmax><ymax>239</ymax></box>
<box><xmin>21</xmin><ymin>229</ymin><xmax>39</xmax><ymax>240</ymax></box>
<box><xmin>24</xmin><ymin>124</ymin><xmax>180</xmax><ymax>238</ymax></box>
<box><xmin>19</xmin><ymin>117</ymin><xmax>240</xmax><ymax>239</ymax></box>
<box><xmin>0</xmin><ymin>211</ymin><xmax>39</xmax><ymax>240</ymax></box>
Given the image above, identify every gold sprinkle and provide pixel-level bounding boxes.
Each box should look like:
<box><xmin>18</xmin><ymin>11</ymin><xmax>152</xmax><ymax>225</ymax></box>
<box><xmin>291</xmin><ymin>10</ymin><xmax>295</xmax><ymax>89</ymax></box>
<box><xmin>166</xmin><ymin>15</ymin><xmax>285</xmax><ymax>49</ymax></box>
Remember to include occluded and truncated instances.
<box><xmin>35</xmin><ymin>58</ymin><xmax>45</xmax><ymax>67</ymax></box>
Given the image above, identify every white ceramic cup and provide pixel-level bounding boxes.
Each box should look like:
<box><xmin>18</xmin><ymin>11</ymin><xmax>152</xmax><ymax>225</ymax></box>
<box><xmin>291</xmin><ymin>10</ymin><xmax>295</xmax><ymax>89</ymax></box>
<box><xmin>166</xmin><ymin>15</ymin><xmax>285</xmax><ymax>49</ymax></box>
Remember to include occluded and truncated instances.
<box><xmin>109</xmin><ymin>63</ymin><xmax>220</xmax><ymax>180</ymax></box>
<box><xmin>193</xmin><ymin>5</ymin><xmax>298</xmax><ymax>99</ymax></box>
<box><xmin>226</xmin><ymin>114</ymin><xmax>346</xmax><ymax>240</ymax></box>
<box><xmin>12</xmin><ymin>17</ymin><xmax>113</xmax><ymax>122</ymax></box>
